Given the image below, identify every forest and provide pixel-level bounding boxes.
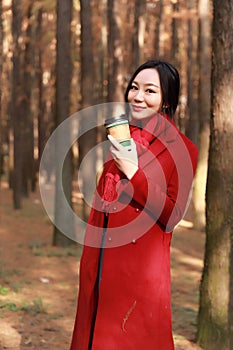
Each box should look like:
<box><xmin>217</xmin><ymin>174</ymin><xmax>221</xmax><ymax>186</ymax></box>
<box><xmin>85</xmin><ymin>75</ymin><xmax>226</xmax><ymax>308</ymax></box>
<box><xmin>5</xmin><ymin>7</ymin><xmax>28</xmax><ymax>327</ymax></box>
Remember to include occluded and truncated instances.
<box><xmin>0</xmin><ymin>0</ymin><xmax>233</xmax><ymax>349</ymax></box>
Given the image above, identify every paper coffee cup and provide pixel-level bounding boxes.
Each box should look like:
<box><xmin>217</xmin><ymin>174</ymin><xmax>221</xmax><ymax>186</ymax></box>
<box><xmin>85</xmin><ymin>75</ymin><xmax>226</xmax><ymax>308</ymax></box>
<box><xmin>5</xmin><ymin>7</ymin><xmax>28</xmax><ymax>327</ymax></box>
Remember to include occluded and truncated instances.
<box><xmin>104</xmin><ymin>114</ymin><xmax>131</xmax><ymax>147</ymax></box>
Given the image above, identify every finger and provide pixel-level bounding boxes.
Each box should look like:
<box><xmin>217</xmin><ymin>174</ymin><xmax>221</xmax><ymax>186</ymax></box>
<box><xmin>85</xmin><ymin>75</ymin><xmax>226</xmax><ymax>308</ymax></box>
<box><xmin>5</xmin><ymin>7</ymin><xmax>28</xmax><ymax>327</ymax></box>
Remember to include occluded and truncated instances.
<box><xmin>109</xmin><ymin>146</ymin><xmax>117</xmax><ymax>158</ymax></box>
<box><xmin>110</xmin><ymin>148</ymin><xmax>119</xmax><ymax>159</ymax></box>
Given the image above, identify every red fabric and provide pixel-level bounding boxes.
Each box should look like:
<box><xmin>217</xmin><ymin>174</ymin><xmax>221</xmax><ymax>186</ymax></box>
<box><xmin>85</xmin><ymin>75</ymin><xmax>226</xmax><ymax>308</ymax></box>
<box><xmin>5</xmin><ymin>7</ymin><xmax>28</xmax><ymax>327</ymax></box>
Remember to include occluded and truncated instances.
<box><xmin>102</xmin><ymin>113</ymin><xmax>170</xmax><ymax>203</ymax></box>
<box><xmin>70</xmin><ymin>115</ymin><xmax>198</xmax><ymax>350</ymax></box>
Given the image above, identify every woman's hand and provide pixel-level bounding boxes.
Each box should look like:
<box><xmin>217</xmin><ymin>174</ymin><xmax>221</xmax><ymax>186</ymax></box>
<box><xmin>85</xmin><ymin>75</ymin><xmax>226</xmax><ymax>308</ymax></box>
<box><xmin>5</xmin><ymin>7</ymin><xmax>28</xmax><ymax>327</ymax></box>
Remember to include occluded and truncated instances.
<box><xmin>108</xmin><ymin>135</ymin><xmax>139</xmax><ymax>180</ymax></box>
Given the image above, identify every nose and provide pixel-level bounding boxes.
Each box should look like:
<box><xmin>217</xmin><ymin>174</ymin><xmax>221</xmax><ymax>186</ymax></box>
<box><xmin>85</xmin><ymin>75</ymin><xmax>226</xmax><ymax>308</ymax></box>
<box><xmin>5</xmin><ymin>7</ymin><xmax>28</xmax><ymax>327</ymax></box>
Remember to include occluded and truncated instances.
<box><xmin>134</xmin><ymin>89</ymin><xmax>144</xmax><ymax>102</ymax></box>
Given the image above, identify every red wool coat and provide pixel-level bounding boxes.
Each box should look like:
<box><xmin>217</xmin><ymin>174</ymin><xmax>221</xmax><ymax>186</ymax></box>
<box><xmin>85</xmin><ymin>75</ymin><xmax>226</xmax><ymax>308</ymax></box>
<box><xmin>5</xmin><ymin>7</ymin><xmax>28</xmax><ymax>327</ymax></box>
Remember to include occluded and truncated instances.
<box><xmin>70</xmin><ymin>121</ymin><xmax>198</xmax><ymax>350</ymax></box>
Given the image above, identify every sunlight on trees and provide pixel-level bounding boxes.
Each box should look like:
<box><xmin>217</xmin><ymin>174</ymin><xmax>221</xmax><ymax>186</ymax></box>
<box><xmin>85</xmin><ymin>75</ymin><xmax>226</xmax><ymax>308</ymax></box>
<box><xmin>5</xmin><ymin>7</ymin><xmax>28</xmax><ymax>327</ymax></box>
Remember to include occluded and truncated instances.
<box><xmin>2</xmin><ymin>0</ymin><xmax>233</xmax><ymax>348</ymax></box>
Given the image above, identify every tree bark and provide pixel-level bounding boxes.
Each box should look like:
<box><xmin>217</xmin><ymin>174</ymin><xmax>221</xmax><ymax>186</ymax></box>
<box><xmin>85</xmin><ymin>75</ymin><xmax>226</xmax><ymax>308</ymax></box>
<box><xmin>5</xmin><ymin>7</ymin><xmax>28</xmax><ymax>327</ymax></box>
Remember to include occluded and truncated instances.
<box><xmin>107</xmin><ymin>0</ymin><xmax>125</xmax><ymax>104</ymax></box>
<box><xmin>11</xmin><ymin>0</ymin><xmax>23</xmax><ymax>209</ymax></box>
<box><xmin>192</xmin><ymin>0</ymin><xmax>211</xmax><ymax>230</ymax></box>
<box><xmin>171</xmin><ymin>1</ymin><xmax>180</xmax><ymax>76</ymax></box>
<box><xmin>132</xmin><ymin>0</ymin><xmax>146</xmax><ymax>67</ymax></box>
<box><xmin>186</xmin><ymin>11</ymin><xmax>199</xmax><ymax>145</ymax></box>
<box><xmin>21</xmin><ymin>3</ymin><xmax>34</xmax><ymax>197</ymax></box>
<box><xmin>0</xmin><ymin>0</ymin><xmax>3</xmax><ymax>178</ymax></box>
<box><xmin>197</xmin><ymin>0</ymin><xmax>233</xmax><ymax>348</ymax></box>
<box><xmin>53</xmin><ymin>0</ymin><xmax>74</xmax><ymax>246</ymax></box>
<box><xmin>36</xmin><ymin>8</ymin><xmax>44</xmax><ymax>162</ymax></box>
<box><xmin>78</xmin><ymin>0</ymin><xmax>97</xmax><ymax>221</ymax></box>
<box><xmin>11</xmin><ymin>0</ymin><xmax>35</xmax><ymax>206</ymax></box>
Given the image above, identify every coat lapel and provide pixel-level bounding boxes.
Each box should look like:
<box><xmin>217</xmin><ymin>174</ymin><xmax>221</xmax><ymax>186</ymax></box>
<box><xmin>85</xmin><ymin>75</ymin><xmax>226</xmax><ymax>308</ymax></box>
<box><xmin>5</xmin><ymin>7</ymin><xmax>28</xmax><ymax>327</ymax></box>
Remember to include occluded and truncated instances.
<box><xmin>138</xmin><ymin>123</ymin><xmax>179</xmax><ymax>170</ymax></box>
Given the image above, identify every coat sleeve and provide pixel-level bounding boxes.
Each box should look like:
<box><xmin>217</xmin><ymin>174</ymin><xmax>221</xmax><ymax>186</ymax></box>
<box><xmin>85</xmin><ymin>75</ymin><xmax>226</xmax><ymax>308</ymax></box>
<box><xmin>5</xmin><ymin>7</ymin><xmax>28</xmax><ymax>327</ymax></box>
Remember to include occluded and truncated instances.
<box><xmin>128</xmin><ymin>166</ymin><xmax>180</xmax><ymax>231</ymax></box>
<box><xmin>119</xmin><ymin>139</ymin><xmax>198</xmax><ymax>232</ymax></box>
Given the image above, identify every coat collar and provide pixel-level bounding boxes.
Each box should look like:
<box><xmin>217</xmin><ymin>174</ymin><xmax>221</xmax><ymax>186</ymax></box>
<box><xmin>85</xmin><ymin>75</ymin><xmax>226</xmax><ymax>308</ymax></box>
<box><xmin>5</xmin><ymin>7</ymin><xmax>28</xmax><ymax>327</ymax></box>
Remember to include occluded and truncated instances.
<box><xmin>138</xmin><ymin>122</ymin><xmax>179</xmax><ymax>169</ymax></box>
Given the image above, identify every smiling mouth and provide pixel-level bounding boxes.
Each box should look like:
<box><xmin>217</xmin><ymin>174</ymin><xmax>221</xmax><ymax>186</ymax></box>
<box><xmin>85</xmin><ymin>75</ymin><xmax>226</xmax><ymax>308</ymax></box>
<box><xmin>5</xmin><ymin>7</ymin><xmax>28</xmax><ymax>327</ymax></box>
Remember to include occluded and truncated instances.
<box><xmin>131</xmin><ymin>105</ymin><xmax>146</xmax><ymax>112</ymax></box>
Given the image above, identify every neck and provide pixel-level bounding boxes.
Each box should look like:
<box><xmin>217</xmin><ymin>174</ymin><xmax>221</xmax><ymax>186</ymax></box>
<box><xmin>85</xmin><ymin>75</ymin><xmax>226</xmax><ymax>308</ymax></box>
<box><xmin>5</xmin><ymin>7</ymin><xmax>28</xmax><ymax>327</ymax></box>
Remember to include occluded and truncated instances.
<box><xmin>131</xmin><ymin>113</ymin><xmax>160</xmax><ymax>128</ymax></box>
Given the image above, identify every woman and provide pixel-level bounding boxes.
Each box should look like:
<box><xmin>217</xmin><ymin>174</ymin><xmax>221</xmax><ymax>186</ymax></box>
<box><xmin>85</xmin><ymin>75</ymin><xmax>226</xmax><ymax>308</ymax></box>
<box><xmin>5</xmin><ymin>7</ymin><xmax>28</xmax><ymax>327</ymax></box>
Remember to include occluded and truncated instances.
<box><xmin>70</xmin><ymin>60</ymin><xmax>198</xmax><ymax>350</ymax></box>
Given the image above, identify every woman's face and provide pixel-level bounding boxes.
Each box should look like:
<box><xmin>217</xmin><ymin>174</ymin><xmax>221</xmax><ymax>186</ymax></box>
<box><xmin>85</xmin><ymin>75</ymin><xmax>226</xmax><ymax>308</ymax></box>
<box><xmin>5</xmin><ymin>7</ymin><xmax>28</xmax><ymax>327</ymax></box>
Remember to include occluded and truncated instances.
<box><xmin>127</xmin><ymin>68</ymin><xmax>163</xmax><ymax>119</ymax></box>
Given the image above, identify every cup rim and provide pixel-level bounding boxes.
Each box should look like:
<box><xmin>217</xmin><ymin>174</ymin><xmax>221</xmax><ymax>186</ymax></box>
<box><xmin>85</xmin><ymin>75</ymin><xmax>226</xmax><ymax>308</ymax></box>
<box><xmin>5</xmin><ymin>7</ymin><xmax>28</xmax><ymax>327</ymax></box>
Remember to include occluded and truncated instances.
<box><xmin>104</xmin><ymin>114</ymin><xmax>129</xmax><ymax>127</ymax></box>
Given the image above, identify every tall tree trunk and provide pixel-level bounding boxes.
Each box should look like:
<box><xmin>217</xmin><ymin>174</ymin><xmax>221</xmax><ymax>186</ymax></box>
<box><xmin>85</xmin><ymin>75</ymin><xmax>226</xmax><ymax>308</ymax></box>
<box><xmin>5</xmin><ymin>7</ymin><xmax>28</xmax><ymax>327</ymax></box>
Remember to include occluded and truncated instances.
<box><xmin>157</xmin><ymin>0</ymin><xmax>164</xmax><ymax>57</ymax></box>
<box><xmin>101</xmin><ymin>0</ymin><xmax>108</xmax><ymax>103</ymax></box>
<box><xmin>11</xmin><ymin>2</ymin><xmax>36</xmax><ymax>204</ymax></box>
<box><xmin>107</xmin><ymin>0</ymin><xmax>125</xmax><ymax>104</ymax></box>
<box><xmin>0</xmin><ymin>0</ymin><xmax>3</xmax><ymax>178</ymax></box>
<box><xmin>171</xmin><ymin>1</ymin><xmax>180</xmax><ymax>69</ymax></box>
<box><xmin>36</xmin><ymin>8</ymin><xmax>45</xmax><ymax>163</ymax></box>
<box><xmin>53</xmin><ymin>0</ymin><xmax>74</xmax><ymax>246</ymax></box>
<box><xmin>78</xmin><ymin>0</ymin><xmax>96</xmax><ymax>221</ymax></box>
<box><xmin>132</xmin><ymin>0</ymin><xmax>146</xmax><ymax>67</ymax></box>
<box><xmin>94</xmin><ymin>0</ymin><xmax>108</xmax><ymax>104</ymax></box>
<box><xmin>21</xmin><ymin>3</ymin><xmax>34</xmax><ymax>197</ymax></box>
<box><xmin>186</xmin><ymin>9</ymin><xmax>199</xmax><ymax>145</ymax></box>
<box><xmin>11</xmin><ymin>0</ymin><xmax>23</xmax><ymax>209</ymax></box>
<box><xmin>192</xmin><ymin>0</ymin><xmax>211</xmax><ymax>230</ymax></box>
<box><xmin>197</xmin><ymin>1</ymin><xmax>233</xmax><ymax>349</ymax></box>
<box><xmin>177</xmin><ymin>0</ymin><xmax>189</xmax><ymax>132</ymax></box>
<box><xmin>162</xmin><ymin>2</ymin><xmax>173</xmax><ymax>61</ymax></box>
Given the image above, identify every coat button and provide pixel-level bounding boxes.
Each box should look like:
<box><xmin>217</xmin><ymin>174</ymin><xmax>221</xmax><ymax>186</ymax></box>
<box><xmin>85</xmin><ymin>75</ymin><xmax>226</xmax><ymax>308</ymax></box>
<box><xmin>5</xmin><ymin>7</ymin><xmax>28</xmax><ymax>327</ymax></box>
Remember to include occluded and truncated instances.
<box><xmin>135</xmin><ymin>208</ymin><xmax>140</xmax><ymax>212</ymax></box>
<box><xmin>132</xmin><ymin>239</ymin><xmax>136</xmax><ymax>244</ymax></box>
<box><xmin>108</xmin><ymin>237</ymin><xmax>112</xmax><ymax>242</ymax></box>
<box><xmin>113</xmin><ymin>206</ymin><xmax>117</xmax><ymax>211</ymax></box>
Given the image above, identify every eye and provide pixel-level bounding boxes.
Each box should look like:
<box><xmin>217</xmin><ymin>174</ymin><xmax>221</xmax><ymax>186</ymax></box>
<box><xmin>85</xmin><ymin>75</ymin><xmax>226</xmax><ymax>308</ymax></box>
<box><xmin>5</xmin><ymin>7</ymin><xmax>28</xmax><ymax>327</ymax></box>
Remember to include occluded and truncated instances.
<box><xmin>146</xmin><ymin>88</ymin><xmax>156</xmax><ymax>94</ymax></box>
<box><xmin>129</xmin><ymin>84</ymin><xmax>138</xmax><ymax>91</ymax></box>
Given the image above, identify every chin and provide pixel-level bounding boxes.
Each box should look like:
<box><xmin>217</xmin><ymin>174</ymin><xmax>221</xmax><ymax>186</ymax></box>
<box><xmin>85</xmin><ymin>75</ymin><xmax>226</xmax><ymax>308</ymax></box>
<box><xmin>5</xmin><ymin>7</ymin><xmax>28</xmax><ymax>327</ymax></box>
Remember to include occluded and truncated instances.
<box><xmin>131</xmin><ymin>110</ymin><xmax>156</xmax><ymax>120</ymax></box>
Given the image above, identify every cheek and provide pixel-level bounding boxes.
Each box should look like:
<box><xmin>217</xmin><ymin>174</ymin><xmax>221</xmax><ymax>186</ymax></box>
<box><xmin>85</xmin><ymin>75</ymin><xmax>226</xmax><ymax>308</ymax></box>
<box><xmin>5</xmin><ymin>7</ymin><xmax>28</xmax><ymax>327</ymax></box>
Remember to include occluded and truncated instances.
<box><xmin>147</xmin><ymin>95</ymin><xmax>162</xmax><ymax>108</ymax></box>
<box><xmin>127</xmin><ymin>91</ymin><xmax>134</xmax><ymax>102</ymax></box>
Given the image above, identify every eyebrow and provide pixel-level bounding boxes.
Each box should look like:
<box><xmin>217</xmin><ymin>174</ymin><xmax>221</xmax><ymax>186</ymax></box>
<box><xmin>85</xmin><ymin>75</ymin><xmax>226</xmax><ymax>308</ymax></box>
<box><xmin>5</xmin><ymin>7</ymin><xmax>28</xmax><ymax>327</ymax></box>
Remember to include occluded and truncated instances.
<box><xmin>132</xmin><ymin>80</ymin><xmax>160</xmax><ymax>89</ymax></box>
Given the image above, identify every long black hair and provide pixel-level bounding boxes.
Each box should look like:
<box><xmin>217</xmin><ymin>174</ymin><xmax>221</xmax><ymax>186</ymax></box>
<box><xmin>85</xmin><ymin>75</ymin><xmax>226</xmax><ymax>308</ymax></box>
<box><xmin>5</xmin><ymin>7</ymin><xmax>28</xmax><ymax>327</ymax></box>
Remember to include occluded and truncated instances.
<box><xmin>124</xmin><ymin>60</ymin><xmax>180</xmax><ymax>119</ymax></box>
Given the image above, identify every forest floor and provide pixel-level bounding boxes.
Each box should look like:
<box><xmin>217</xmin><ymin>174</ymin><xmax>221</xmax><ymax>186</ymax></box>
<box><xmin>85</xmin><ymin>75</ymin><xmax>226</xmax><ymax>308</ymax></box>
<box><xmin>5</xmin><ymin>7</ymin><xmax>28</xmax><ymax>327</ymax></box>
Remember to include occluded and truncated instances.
<box><xmin>0</xmin><ymin>180</ymin><xmax>205</xmax><ymax>350</ymax></box>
